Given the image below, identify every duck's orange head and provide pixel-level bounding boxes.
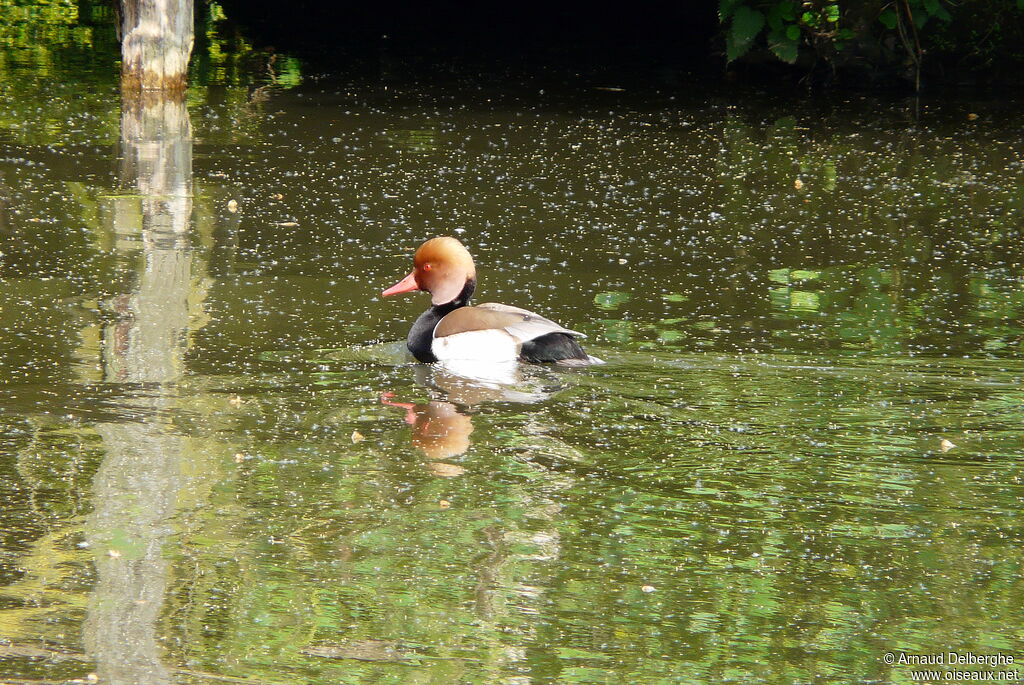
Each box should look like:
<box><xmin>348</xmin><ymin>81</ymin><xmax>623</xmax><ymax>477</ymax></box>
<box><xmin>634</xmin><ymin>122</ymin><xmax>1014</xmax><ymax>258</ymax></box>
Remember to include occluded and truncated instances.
<box><xmin>382</xmin><ymin>237</ymin><xmax>477</xmax><ymax>305</ymax></box>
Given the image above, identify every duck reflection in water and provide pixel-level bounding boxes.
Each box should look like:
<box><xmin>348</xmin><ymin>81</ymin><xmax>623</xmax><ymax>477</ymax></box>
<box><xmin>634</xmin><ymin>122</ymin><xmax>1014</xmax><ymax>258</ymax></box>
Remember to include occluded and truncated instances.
<box><xmin>382</xmin><ymin>364</ymin><xmax>558</xmax><ymax>474</ymax></box>
<box><xmin>381</xmin><ymin>395</ymin><xmax>472</xmax><ymax>476</ymax></box>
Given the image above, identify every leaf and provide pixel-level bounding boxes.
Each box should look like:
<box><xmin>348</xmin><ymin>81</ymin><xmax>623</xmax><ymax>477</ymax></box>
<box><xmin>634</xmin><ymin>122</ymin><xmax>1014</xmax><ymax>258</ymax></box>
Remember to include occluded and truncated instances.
<box><xmin>923</xmin><ymin>0</ymin><xmax>952</xmax><ymax>21</ymax></box>
<box><xmin>878</xmin><ymin>8</ymin><xmax>898</xmax><ymax>29</ymax></box>
<box><xmin>719</xmin><ymin>0</ymin><xmax>746</xmax><ymax>21</ymax></box>
<box><xmin>768</xmin><ymin>30</ymin><xmax>799</xmax><ymax>63</ymax></box>
<box><xmin>727</xmin><ymin>6</ymin><xmax>766</xmax><ymax>62</ymax></box>
<box><xmin>913</xmin><ymin>9</ymin><xmax>930</xmax><ymax>29</ymax></box>
<box><xmin>766</xmin><ymin>0</ymin><xmax>797</xmax><ymax>31</ymax></box>
<box><xmin>786</xmin><ymin>24</ymin><xmax>801</xmax><ymax>41</ymax></box>
<box><xmin>825</xmin><ymin>3</ymin><xmax>840</xmax><ymax>22</ymax></box>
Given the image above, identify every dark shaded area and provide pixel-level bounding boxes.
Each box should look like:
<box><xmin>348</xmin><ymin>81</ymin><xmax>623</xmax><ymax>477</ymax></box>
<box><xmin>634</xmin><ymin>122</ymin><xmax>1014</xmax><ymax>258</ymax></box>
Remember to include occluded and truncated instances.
<box><xmin>211</xmin><ymin>0</ymin><xmax>1024</xmax><ymax>89</ymax></box>
<box><xmin>925</xmin><ymin>1</ymin><xmax>1024</xmax><ymax>86</ymax></box>
<box><xmin>214</xmin><ymin>0</ymin><xmax>721</xmax><ymax>84</ymax></box>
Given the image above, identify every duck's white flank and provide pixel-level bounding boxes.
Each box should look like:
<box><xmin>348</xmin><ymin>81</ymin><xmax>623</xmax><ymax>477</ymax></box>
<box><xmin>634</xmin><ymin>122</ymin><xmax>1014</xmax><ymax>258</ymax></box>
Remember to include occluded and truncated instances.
<box><xmin>431</xmin><ymin>329</ymin><xmax>520</xmax><ymax>363</ymax></box>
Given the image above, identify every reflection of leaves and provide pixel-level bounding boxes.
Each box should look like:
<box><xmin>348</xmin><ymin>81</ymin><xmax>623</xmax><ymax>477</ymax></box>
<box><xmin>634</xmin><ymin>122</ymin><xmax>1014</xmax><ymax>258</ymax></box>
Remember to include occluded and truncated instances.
<box><xmin>99</xmin><ymin>529</ymin><xmax>147</xmax><ymax>561</ymax></box>
<box><xmin>561</xmin><ymin>666</ymin><xmax>620</xmax><ymax>682</ymax></box>
<box><xmin>381</xmin><ymin>128</ymin><xmax>439</xmax><ymax>153</ymax></box>
<box><xmin>657</xmin><ymin>329</ymin><xmax>685</xmax><ymax>343</ymax></box>
<box><xmin>556</xmin><ymin>647</ymin><xmax>612</xmax><ymax>660</ymax></box>
<box><xmin>823</xmin><ymin>159</ymin><xmax>838</xmax><ymax>191</ymax></box>
<box><xmin>0</xmin><ymin>642</ymin><xmax>88</xmax><ymax>662</ymax></box>
<box><xmin>594</xmin><ymin>291</ymin><xmax>632</xmax><ymax>310</ymax></box>
<box><xmin>768</xmin><ymin>268</ymin><xmax>822</xmax><ymax>284</ymax></box>
<box><xmin>302</xmin><ymin>641</ymin><xmax>423</xmax><ymax>663</ymax></box>
<box><xmin>759</xmin><ymin>261</ymin><xmax>1024</xmax><ymax>357</ymax></box>
<box><xmin>688</xmin><ymin>612</ymin><xmax>720</xmax><ymax>633</ymax></box>
<box><xmin>599</xmin><ymin>319</ymin><xmax>634</xmax><ymax>342</ymax></box>
<box><xmin>273</xmin><ymin>57</ymin><xmax>303</xmax><ymax>87</ymax></box>
<box><xmin>788</xmin><ymin>290</ymin><xmax>820</xmax><ymax>312</ymax></box>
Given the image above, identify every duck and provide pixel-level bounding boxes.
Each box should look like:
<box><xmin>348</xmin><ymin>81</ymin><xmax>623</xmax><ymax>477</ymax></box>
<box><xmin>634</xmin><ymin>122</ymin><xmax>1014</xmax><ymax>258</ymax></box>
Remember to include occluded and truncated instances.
<box><xmin>382</xmin><ymin>237</ymin><xmax>602</xmax><ymax>366</ymax></box>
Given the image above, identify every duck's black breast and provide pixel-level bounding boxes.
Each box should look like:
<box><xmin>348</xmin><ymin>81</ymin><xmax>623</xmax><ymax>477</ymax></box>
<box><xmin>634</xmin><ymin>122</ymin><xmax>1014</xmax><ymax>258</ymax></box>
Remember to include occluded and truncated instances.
<box><xmin>407</xmin><ymin>307</ymin><xmax>442</xmax><ymax>363</ymax></box>
<box><xmin>405</xmin><ymin>279</ymin><xmax>477</xmax><ymax>363</ymax></box>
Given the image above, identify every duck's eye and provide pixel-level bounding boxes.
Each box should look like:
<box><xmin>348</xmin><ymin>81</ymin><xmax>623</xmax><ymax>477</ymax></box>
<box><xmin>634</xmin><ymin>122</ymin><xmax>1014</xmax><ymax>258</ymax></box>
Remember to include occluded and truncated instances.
<box><xmin>423</xmin><ymin>263</ymin><xmax>433</xmax><ymax>271</ymax></box>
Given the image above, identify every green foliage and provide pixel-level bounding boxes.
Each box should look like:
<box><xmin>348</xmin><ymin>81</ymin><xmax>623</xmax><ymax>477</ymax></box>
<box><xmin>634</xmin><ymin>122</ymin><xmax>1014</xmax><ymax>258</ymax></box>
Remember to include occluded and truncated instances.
<box><xmin>719</xmin><ymin>0</ymin><xmax>1024</xmax><ymax>82</ymax></box>
<box><xmin>878</xmin><ymin>0</ymin><xmax>953</xmax><ymax>32</ymax></box>
<box><xmin>722</xmin><ymin>0</ymin><xmax>855</xmax><ymax>64</ymax></box>
<box><xmin>923</xmin><ymin>0</ymin><xmax>1024</xmax><ymax>73</ymax></box>
<box><xmin>766</xmin><ymin>1</ymin><xmax>800</xmax><ymax>63</ymax></box>
<box><xmin>722</xmin><ymin>0</ymin><xmax>801</xmax><ymax>63</ymax></box>
<box><xmin>878</xmin><ymin>8</ymin><xmax>898</xmax><ymax>29</ymax></box>
<box><xmin>725</xmin><ymin>5</ymin><xmax>766</xmax><ymax>62</ymax></box>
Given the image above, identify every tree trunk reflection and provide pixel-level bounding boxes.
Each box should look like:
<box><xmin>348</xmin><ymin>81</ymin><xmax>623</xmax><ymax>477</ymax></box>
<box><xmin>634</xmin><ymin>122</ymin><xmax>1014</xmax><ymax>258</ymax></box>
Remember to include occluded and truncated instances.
<box><xmin>83</xmin><ymin>92</ymin><xmax>200</xmax><ymax>685</ymax></box>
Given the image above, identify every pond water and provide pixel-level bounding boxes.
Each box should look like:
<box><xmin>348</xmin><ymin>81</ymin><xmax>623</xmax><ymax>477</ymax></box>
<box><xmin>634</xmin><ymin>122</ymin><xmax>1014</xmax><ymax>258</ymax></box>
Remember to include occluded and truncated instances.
<box><xmin>2</xmin><ymin>45</ymin><xmax>1024</xmax><ymax>685</ymax></box>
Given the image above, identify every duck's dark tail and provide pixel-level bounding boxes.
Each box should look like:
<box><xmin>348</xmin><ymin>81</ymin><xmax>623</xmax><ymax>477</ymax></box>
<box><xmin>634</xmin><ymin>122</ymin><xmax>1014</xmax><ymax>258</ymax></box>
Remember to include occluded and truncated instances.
<box><xmin>520</xmin><ymin>333</ymin><xmax>603</xmax><ymax>366</ymax></box>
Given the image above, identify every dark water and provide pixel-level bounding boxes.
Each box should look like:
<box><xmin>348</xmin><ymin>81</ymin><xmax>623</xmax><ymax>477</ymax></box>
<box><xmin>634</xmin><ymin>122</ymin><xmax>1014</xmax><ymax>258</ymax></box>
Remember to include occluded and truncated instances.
<box><xmin>3</xmin><ymin>14</ymin><xmax>1024</xmax><ymax>683</ymax></box>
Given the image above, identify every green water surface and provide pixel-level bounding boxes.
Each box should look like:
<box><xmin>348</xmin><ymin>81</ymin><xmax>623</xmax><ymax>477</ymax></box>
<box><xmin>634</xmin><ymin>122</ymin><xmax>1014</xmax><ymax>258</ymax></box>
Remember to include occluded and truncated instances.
<box><xmin>1</xmin><ymin>9</ymin><xmax>1024</xmax><ymax>684</ymax></box>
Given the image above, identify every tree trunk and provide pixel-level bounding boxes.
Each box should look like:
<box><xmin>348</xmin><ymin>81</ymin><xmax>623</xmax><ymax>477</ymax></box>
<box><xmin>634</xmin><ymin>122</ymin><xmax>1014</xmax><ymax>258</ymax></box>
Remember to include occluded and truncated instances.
<box><xmin>120</xmin><ymin>0</ymin><xmax>194</xmax><ymax>92</ymax></box>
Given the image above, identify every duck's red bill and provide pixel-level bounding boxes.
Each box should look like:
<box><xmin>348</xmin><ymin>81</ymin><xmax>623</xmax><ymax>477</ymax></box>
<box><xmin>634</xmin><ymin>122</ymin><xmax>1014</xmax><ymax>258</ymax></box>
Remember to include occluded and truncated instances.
<box><xmin>382</xmin><ymin>271</ymin><xmax>420</xmax><ymax>296</ymax></box>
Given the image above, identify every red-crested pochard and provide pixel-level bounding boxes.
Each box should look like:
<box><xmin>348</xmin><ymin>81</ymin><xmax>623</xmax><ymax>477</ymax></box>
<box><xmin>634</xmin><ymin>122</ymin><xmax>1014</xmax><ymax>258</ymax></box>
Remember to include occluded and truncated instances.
<box><xmin>382</xmin><ymin>237</ymin><xmax>602</xmax><ymax>366</ymax></box>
